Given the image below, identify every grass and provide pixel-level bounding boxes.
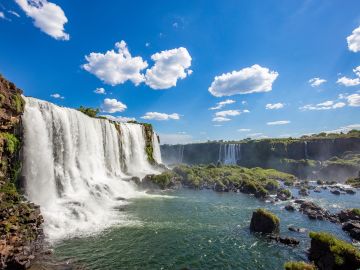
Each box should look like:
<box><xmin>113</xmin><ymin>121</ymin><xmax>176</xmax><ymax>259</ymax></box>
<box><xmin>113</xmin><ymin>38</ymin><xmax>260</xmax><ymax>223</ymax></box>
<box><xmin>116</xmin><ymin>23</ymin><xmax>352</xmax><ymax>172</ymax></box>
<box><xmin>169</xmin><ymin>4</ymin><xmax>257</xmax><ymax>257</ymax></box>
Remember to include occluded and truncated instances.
<box><xmin>351</xmin><ymin>208</ymin><xmax>360</xmax><ymax>216</ymax></box>
<box><xmin>255</xmin><ymin>208</ymin><xmax>280</xmax><ymax>225</ymax></box>
<box><xmin>345</xmin><ymin>177</ymin><xmax>360</xmax><ymax>188</ymax></box>
<box><xmin>309</xmin><ymin>232</ymin><xmax>360</xmax><ymax>266</ymax></box>
<box><xmin>11</xmin><ymin>93</ymin><xmax>25</xmax><ymax>114</ymax></box>
<box><xmin>284</xmin><ymin>261</ymin><xmax>316</xmax><ymax>270</ymax></box>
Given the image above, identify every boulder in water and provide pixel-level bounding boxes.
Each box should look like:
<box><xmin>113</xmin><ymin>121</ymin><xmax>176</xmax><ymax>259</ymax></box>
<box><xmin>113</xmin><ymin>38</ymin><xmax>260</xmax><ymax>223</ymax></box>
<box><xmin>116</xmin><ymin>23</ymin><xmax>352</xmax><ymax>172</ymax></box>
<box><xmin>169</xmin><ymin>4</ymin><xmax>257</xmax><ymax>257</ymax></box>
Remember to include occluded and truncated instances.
<box><xmin>250</xmin><ymin>208</ymin><xmax>280</xmax><ymax>234</ymax></box>
<box><xmin>288</xmin><ymin>226</ymin><xmax>306</xmax><ymax>233</ymax></box>
<box><xmin>285</xmin><ymin>204</ymin><xmax>295</xmax><ymax>211</ymax></box>
<box><xmin>330</xmin><ymin>189</ymin><xmax>340</xmax><ymax>195</ymax></box>
<box><xmin>342</xmin><ymin>221</ymin><xmax>360</xmax><ymax>241</ymax></box>
<box><xmin>309</xmin><ymin>231</ymin><xmax>360</xmax><ymax>270</ymax></box>
<box><xmin>337</xmin><ymin>208</ymin><xmax>360</xmax><ymax>222</ymax></box>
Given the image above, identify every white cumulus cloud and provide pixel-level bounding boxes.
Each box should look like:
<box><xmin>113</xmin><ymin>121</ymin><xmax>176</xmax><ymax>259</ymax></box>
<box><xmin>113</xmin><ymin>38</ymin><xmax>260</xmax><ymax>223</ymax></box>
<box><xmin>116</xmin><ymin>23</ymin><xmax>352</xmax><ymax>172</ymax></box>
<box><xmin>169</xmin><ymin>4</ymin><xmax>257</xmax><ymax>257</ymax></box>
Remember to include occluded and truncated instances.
<box><xmin>102</xmin><ymin>98</ymin><xmax>127</xmax><ymax>113</ymax></box>
<box><xmin>215</xmin><ymin>110</ymin><xmax>241</xmax><ymax>117</ymax></box>
<box><xmin>347</xmin><ymin>25</ymin><xmax>360</xmax><ymax>52</ymax></box>
<box><xmin>337</xmin><ymin>76</ymin><xmax>360</xmax><ymax>87</ymax></box>
<box><xmin>94</xmin><ymin>87</ymin><xmax>106</xmax><ymax>94</ymax></box>
<box><xmin>346</xmin><ymin>93</ymin><xmax>360</xmax><ymax>107</ymax></box>
<box><xmin>50</xmin><ymin>93</ymin><xmax>64</xmax><ymax>99</ymax></box>
<box><xmin>238</xmin><ymin>128</ymin><xmax>251</xmax><ymax>132</ymax></box>
<box><xmin>267</xmin><ymin>120</ymin><xmax>290</xmax><ymax>126</ymax></box>
<box><xmin>141</xmin><ymin>112</ymin><xmax>180</xmax><ymax>121</ymax></box>
<box><xmin>209</xmin><ymin>99</ymin><xmax>235</xmax><ymax>110</ymax></box>
<box><xmin>309</xmin><ymin>77</ymin><xmax>326</xmax><ymax>87</ymax></box>
<box><xmin>265</xmin><ymin>103</ymin><xmax>284</xmax><ymax>110</ymax></box>
<box><xmin>212</xmin><ymin>117</ymin><xmax>231</xmax><ymax>122</ymax></box>
<box><xmin>300</xmin><ymin>100</ymin><xmax>346</xmax><ymax>111</ymax></box>
<box><xmin>83</xmin><ymin>41</ymin><xmax>148</xmax><ymax>86</ymax></box>
<box><xmin>15</xmin><ymin>0</ymin><xmax>69</xmax><ymax>40</ymax></box>
<box><xmin>145</xmin><ymin>47</ymin><xmax>192</xmax><ymax>89</ymax></box>
<box><xmin>208</xmin><ymin>64</ymin><xmax>279</xmax><ymax>97</ymax></box>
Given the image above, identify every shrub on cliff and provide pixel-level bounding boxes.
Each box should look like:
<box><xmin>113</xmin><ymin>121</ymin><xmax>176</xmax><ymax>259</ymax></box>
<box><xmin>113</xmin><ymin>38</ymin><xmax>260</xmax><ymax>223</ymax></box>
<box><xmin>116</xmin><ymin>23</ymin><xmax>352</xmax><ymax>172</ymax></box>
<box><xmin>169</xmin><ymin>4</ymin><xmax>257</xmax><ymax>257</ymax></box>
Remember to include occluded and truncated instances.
<box><xmin>309</xmin><ymin>231</ymin><xmax>360</xmax><ymax>270</ymax></box>
<box><xmin>77</xmin><ymin>106</ymin><xmax>99</xmax><ymax>118</ymax></box>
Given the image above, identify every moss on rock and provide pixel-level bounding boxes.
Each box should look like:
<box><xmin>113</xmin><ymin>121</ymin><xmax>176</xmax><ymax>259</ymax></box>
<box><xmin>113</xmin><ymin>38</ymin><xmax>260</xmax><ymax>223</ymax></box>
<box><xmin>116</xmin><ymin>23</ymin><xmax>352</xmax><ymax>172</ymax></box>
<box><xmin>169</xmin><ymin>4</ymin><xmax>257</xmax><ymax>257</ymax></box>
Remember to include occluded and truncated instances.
<box><xmin>284</xmin><ymin>261</ymin><xmax>316</xmax><ymax>270</ymax></box>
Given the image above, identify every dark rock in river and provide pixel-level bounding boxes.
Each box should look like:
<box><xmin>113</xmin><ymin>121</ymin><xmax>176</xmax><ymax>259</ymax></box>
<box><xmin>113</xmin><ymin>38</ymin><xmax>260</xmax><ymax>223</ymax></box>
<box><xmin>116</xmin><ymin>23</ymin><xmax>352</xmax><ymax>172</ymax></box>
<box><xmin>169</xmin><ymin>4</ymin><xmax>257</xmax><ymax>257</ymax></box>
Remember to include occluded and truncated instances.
<box><xmin>298</xmin><ymin>201</ymin><xmax>338</xmax><ymax>222</ymax></box>
<box><xmin>342</xmin><ymin>221</ymin><xmax>360</xmax><ymax>241</ymax></box>
<box><xmin>337</xmin><ymin>209</ymin><xmax>360</xmax><ymax>222</ymax></box>
<box><xmin>288</xmin><ymin>226</ymin><xmax>306</xmax><ymax>233</ymax></box>
<box><xmin>268</xmin><ymin>235</ymin><xmax>300</xmax><ymax>246</ymax></box>
<box><xmin>285</xmin><ymin>204</ymin><xmax>295</xmax><ymax>211</ymax></box>
<box><xmin>330</xmin><ymin>189</ymin><xmax>340</xmax><ymax>195</ymax></box>
<box><xmin>250</xmin><ymin>208</ymin><xmax>280</xmax><ymax>234</ymax></box>
<box><xmin>298</xmin><ymin>188</ymin><xmax>309</xmax><ymax>196</ymax></box>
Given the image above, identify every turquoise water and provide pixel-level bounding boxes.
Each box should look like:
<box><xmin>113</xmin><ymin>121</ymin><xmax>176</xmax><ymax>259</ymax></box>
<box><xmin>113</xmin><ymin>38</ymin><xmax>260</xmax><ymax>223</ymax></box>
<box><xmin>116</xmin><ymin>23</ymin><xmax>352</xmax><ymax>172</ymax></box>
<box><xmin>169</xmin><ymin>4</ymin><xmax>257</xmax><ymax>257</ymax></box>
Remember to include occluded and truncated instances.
<box><xmin>54</xmin><ymin>189</ymin><xmax>359</xmax><ymax>270</ymax></box>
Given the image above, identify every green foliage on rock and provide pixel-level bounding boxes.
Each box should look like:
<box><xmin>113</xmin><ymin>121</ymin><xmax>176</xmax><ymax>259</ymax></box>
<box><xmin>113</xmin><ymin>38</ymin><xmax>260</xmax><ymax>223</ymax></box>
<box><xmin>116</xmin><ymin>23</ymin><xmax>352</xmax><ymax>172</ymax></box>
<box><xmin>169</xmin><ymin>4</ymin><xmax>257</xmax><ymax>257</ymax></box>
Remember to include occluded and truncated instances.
<box><xmin>77</xmin><ymin>106</ymin><xmax>99</xmax><ymax>118</ymax></box>
<box><xmin>1</xmin><ymin>132</ymin><xmax>20</xmax><ymax>154</ymax></box>
<box><xmin>345</xmin><ymin>177</ymin><xmax>360</xmax><ymax>188</ymax></box>
<box><xmin>147</xmin><ymin>165</ymin><xmax>296</xmax><ymax>197</ymax></box>
<box><xmin>11</xmin><ymin>93</ymin><xmax>25</xmax><ymax>113</ymax></box>
<box><xmin>309</xmin><ymin>231</ymin><xmax>360</xmax><ymax>267</ymax></box>
<box><xmin>284</xmin><ymin>261</ymin><xmax>316</xmax><ymax>270</ymax></box>
<box><xmin>256</xmin><ymin>208</ymin><xmax>280</xmax><ymax>225</ymax></box>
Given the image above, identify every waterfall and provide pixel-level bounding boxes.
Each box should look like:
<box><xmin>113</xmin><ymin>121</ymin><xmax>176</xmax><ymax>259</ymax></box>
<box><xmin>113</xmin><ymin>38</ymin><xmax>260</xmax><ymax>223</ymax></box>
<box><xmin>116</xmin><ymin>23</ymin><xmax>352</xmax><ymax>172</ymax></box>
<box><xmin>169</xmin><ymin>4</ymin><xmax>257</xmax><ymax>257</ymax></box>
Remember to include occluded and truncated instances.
<box><xmin>178</xmin><ymin>145</ymin><xmax>184</xmax><ymax>163</ymax></box>
<box><xmin>152</xmin><ymin>132</ymin><xmax>162</xmax><ymax>164</ymax></box>
<box><xmin>219</xmin><ymin>143</ymin><xmax>241</xmax><ymax>165</ymax></box>
<box><xmin>304</xmin><ymin>141</ymin><xmax>309</xmax><ymax>159</ymax></box>
<box><xmin>21</xmin><ymin>97</ymin><xmax>159</xmax><ymax>240</ymax></box>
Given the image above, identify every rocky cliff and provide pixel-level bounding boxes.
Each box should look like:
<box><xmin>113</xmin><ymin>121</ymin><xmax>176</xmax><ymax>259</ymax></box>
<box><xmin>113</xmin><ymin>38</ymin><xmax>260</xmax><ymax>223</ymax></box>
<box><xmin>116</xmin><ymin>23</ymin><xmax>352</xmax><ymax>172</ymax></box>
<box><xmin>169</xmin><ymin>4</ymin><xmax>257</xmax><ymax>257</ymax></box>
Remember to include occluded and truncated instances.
<box><xmin>161</xmin><ymin>136</ymin><xmax>360</xmax><ymax>181</ymax></box>
<box><xmin>0</xmin><ymin>75</ymin><xmax>43</xmax><ymax>269</ymax></box>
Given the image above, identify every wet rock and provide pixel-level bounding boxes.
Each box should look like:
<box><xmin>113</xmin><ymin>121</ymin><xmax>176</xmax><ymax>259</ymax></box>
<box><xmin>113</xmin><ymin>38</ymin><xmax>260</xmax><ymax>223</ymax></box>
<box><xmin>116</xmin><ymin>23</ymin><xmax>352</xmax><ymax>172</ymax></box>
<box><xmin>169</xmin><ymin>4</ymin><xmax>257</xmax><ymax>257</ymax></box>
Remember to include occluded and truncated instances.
<box><xmin>213</xmin><ymin>183</ymin><xmax>229</xmax><ymax>192</ymax></box>
<box><xmin>299</xmin><ymin>188</ymin><xmax>309</xmax><ymax>196</ymax></box>
<box><xmin>285</xmin><ymin>204</ymin><xmax>295</xmax><ymax>211</ymax></box>
<box><xmin>268</xmin><ymin>235</ymin><xmax>300</xmax><ymax>246</ymax></box>
<box><xmin>314</xmin><ymin>187</ymin><xmax>321</xmax><ymax>193</ymax></box>
<box><xmin>298</xmin><ymin>201</ymin><xmax>338</xmax><ymax>222</ymax></box>
<box><xmin>330</xmin><ymin>189</ymin><xmax>340</xmax><ymax>195</ymax></box>
<box><xmin>250</xmin><ymin>208</ymin><xmax>280</xmax><ymax>234</ymax></box>
<box><xmin>345</xmin><ymin>189</ymin><xmax>356</xmax><ymax>195</ymax></box>
<box><xmin>288</xmin><ymin>226</ymin><xmax>306</xmax><ymax>233</ymax></box>
<box><xmin>337</xmin><ymin>209</ymin><xmax>360</xmax><ymax>223</ymax></box>
<box><xmin>342</xmin><ymin>221</ymin><xmax>360</xmax><ymax>241</ymax></box>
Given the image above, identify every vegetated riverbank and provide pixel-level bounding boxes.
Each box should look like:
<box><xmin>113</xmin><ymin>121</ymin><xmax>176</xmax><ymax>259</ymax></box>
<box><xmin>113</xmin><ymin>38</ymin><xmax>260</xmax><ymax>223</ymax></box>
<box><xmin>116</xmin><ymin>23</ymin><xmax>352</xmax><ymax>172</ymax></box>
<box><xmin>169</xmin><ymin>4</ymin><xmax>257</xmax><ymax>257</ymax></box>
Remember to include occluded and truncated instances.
<box><xmin>161</xmin><ymin>133</ymin><xmax>360</xmax><ymax>181</ymax></box>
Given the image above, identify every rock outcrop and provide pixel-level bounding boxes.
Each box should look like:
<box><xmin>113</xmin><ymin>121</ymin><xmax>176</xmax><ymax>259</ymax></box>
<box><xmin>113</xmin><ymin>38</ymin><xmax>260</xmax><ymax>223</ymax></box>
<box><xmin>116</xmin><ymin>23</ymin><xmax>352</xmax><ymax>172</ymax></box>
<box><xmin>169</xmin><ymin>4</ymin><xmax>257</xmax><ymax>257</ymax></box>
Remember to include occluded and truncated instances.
<box><xmin>296</xmin><ymin>200</ymin><xmax>338</xmax><ymax>222</ymax></box>
<box><xmin>309</xmin><ymin>231</ymin><xmax>360</xmax><ymax>270</ymax></box>
<box><xmin>0</xmin><ymin>75</ymin><xmax>43</xmax><ymax>269</ymax></box>
<box><xmin>250</xmin><ymin>208</ymin><xmax>280</xmax><ymax>234</ymax></box>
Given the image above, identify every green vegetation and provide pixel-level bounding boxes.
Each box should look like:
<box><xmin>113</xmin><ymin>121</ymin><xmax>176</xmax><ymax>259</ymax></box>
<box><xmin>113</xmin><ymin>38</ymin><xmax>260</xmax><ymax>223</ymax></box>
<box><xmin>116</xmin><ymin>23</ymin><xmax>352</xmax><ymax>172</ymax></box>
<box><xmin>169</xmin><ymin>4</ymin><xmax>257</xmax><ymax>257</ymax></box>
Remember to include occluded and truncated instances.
<box><xmin>11</xmin><ymin>93</ymin><xmax>25</xmax><ymax>113</ymax></box>
<box><xmin>146</xmin><ymin>172</ymin><xmax>177</xmax><ymax>189</ymax></box>
<box><xmin>284</xmin><ymin>261</ymin><xmax>316</xmax><ymax>270</ymax></box>
<box><xmin>345</xmin><ymin>177</ymin><xmax>360</xmax><ymax>188</ymax></box>
<box><xmin>309</xmin><ymin>232</ymin><xmax>360</xmax><ymax>267</ymax></box>
<box><xmin>255</xmin><ymin>208</ymin><xmax>280</xmax><ymax>225</ymax></box>
<box><xmin>1</xmin><ymin>132</ymin><xmax>20</xmax><ymax>154</ymax></box>
<box><xmin>142</xmin><ymin>123</ymin><xmax>155</xmax><ymax>164</ymax></box>
<box><xmin>148</xmin><ymin>165</ymin><xmax>296</xmax><ymax>197</ymax></box>
<box><xmin>77</xmin><ymin>106</ymin><xmax>99</xmax><ymax>118</ymax></box>
<box><xmin>351</xmin><ymin>208</ymin><xmax>360</xmax><ymax>216</ymax></box>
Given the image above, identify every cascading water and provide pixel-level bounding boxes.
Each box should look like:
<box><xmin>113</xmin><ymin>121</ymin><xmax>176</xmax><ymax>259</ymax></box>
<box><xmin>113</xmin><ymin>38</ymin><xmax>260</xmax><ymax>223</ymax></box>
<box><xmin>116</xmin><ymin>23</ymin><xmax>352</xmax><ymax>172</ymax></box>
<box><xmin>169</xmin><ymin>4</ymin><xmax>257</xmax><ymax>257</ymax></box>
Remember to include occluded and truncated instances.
<box><xmin>152</xmin><ymin>132</ymin><xmax>162</xmax><ymax>164</ymax></box>
<box><xmin>21</xmin><ymin>97</ymin><xmax>160</xmax><ymax>240</ymax></box>
<box><xmin>178</xmin><ymin>145</ymin><xmax>184</xmax><ymax>163</ymax></box>
<box><xmin>304</xmin><ymin>141</ymin><xmax>309</xmax><ymax>159</ymax></box>
<box><xmin>219</xmin><ymin>144</ymin><xmax>241</xmax><ymax>165</ymax></box>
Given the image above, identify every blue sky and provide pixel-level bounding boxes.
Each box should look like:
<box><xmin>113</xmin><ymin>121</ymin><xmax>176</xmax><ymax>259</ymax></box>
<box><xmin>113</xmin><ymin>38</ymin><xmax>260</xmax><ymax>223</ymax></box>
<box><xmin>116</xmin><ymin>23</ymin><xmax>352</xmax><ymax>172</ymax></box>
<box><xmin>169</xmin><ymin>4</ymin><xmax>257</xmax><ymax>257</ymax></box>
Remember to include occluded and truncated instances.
<box><xmin>0</xmin><ymin>0</ymin><xmax>360</xmax><ymax>144</ymax></box>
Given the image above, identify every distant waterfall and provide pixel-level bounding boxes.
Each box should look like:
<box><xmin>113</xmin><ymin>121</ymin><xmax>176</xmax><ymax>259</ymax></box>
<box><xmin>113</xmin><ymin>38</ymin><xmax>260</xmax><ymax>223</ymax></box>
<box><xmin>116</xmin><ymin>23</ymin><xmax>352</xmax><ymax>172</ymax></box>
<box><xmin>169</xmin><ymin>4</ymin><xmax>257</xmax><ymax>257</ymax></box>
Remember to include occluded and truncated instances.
<box><xmin>304</xmin><ymin>141</ymin><xmax>309</xmax><ymax>159</ymax></box>
<box><xmin>178</xmin><ymin>144</ymin><xmax>184</xmax><ymax>163</ymax></box>
<box><xmin>21</xmin><ymin>97</ymin><xmax>160</xmax><ymax>240</ymax></box>
<box><xmin>219</xmin><ymin>144</ymin><xmax>241</xmax><ymax>165</ymax></box>
<box><xmin>152</xmin><ymin>132</ymin><xmax>162</xmax><ymax>164</ymax></box>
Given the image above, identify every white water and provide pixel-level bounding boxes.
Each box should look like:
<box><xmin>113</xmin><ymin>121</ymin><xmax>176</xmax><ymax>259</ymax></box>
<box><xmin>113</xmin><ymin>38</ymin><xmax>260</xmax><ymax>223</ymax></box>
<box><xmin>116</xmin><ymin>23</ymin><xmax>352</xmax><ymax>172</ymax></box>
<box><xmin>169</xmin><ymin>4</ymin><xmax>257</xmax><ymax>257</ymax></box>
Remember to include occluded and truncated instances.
<box><xmin>21</xmin><ymin>97</ymin><xmax>160</xmax><ymax>240</ymax></box>
<box><xmin>219</xmin><ymin>144</ymin><xmax>241</xmax><ymax>165</ymax></box>
<box><xmin>304</xmin><ymin>141</ymin><xmax>309</xmax><ymax>159</ymax></box>
<box><xmin>152</xmin><ymin>132</ymin><xmax>162</xmax><ymax>164</ymax></box>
